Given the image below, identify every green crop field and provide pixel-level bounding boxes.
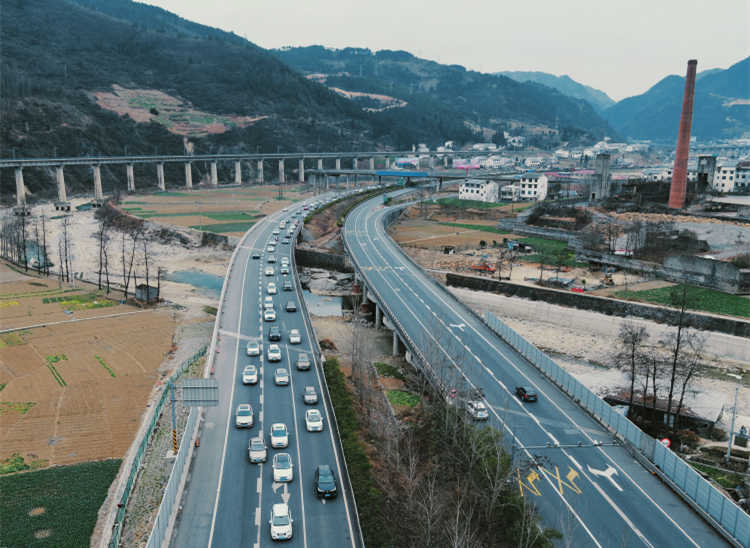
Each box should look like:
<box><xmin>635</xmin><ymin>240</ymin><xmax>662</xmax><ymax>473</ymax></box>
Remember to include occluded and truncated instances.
<box><xmin>386</xmin><ymin>390</ymin><xmax>420</xmax><ymax>407</ymax></box>
<box><xmin>614</xmin><ymin>286</ymin><xmax>750</xmax><ymax>318</ymax></box>
<box><xmin>204</xmin><ymin>212</ymin><xmax>257</xmax><ymax>222</ymax></box>
<box><xmin>436</xmin><ymin>197</ymin><xmax>506</xmax><ymax>209</ymax></box>
<box><xmin>191</xmin><ymin>221</ymin><xmax>256</xmax><ymax>233</ymax></box>
<box><xmin>438</xmin><ymin>222</ymin><xmax>511</xmax><ymax>235</ymax></box>
<box><xmin>0</xmin><ymin>459</ymin><xmax>121</xmax><ymax>548</ymax></box>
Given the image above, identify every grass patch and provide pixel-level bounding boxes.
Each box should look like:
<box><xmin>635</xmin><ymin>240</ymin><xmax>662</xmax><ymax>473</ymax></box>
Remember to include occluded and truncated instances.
<box><xmin>47</xmin><ymin>364</ymin><xmax>66</xmax><ymax>387</ymax></box>
<box><xmin>438</xmin><ymin>222</ymin><xmax>511</xmax><ymax>235</ymax></box>
<box><xmin>0</xmin><ymin>333</ymin><xmax>26</xmax><ymax>348</ymax></box>
<box><xmin>57</xmin><ymin>293</ymin><xmax>116</xmax><ymax>311</ymax></box>
<box><xmin>374</xmin><ymin>362</ymin><xmax>406</xmax><ymax>381</ymax></box>
<box><xmin>514</xmin><ymin>237</ymin><xmax>587</xmax><ymax>267</ymax></box>
<box><xmin>0</xmin><ymin>453</ymin><xmax>47</xmax><ymax>475</ymax></box>
<box><xmin>613</xmin><ymin>286</ymin><xmax>750</xmax><ymax>318</ymax></box>
<box><xmin>45</xmin><ymin>354</ymin><xmax>67</xmax><ymax>365</ymax></box>
<box><xmin>0</xmin><ymin>383</ymin><xmax>5</xmax><ymax>392</ymax></box>
<box><xmin>94</xmin><ymin>356</ymin><xmax>116</xmax><ymax>377</ymax></box>
<box><xmin>202</xmin><ymin>305</ymin><xmax>217</xmax><ymax>316</ymax></box>
<box><xmin>204</xmin><ymin>212</ymin><xmax>257</xmax><ymax>221</ymax></box>
<box><xmin>688</xmin><ymin>462</ymin><xmax>747</xmax><ymax>489</ymax></box>
<box><xmin>190</xmin><ymin>221</ymin><xmax>256</xmax><ymax>233</ymax></box>
<box><xmin>0</xmin><ymin>459</ymin><xmax>121</xmax><ymax>547</ymax></box>
<box><xmin>0</xmin><ymin>402</ymin><xmax>36</xmax><ymax>416</ymax></box>
<box><xmin>386</xmin><ymin>390</ymin><xmax>420</xmax><ymax>407</ymax></box>
<box><xmin>323</xmin><ymin>357</ymin><xmax>388</xmax><ymax>547</ymax></box>
<box><xmin>436</xmin><ymin>197</ymin><xmax>507</xmax><ymax>209</ymax></box>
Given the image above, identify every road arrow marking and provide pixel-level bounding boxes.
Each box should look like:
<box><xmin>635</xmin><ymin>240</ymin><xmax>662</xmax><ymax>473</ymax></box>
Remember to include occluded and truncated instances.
<box><xmin>272</xmin><ymin>481</ymin><xmax>291</xmax><ymax>503</ymax></box>
<box><xmin>393</xmin><ymin>266</ymin><xmax>405</xmax><ymax>271</ymax></box>
<box><xmin>587</xmin><ymin>464</ymin><xmax>623</xmax><ymax>491</ymax></box>
<box><xmin>450</xmin><ymin>323</ymin><xmax>465</xmax><ymax>332</ymax></box>
<box><xmin>321</xmin><ymin>498</ymin><xmax>326</xmax><ymax>505</ymax></box>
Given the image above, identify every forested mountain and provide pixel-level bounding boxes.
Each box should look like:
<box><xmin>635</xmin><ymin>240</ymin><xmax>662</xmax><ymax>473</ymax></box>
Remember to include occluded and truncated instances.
<box><xmin>494</xmin><ymin>71</ymin><xmax>615</xmax><ymax>113</ymax></box>
<box><xmin>273</xmin><ymin>47</ymin><xmax>622</xmax><ymax>144</ymax></box>
<box><xmin>603</xmin><ymin>57</ymin><xmax>750</xmax><ymax>142</ymax></box>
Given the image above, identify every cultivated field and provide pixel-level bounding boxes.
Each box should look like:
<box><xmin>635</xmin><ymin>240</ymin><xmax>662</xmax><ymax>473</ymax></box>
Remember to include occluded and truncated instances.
<box><xmin>0</xmin><ymin>264</ymin><xmax>177</xmax><ymax>467</ymax></box>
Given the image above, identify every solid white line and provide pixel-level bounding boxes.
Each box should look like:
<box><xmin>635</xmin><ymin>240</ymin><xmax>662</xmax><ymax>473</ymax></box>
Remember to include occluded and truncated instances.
<box><xmin>285</xmin><ymin>345</ymin><xmax>308</xmax><ymax>548</ymax></box>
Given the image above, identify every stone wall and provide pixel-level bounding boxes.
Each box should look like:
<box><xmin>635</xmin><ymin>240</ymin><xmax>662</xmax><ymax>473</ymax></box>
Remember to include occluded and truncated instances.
<box><xmin>496</xmin><ymin>221</ymin><xmax>581</xmax><ymax>244</ymax></box>
<box><xmin>294</xmin><ymin>248</ymin><xmax>354</xmax><ymax>273</ymax></box>
<box><xmin>445</xmin><ymin>272</ymin><xmax>750</xmax><ymax>338</ymax></box>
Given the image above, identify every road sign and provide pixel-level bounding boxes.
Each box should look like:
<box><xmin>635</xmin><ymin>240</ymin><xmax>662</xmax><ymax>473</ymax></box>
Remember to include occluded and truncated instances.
<box><xmin>660</xmin><ymin>438</ymin><xmax>671</xmax><ymax>447</ymax></box>
<box><xmin>181</xmin><ymin>378</ymin><xmax>219</xmax><ymax>407</ymax></box>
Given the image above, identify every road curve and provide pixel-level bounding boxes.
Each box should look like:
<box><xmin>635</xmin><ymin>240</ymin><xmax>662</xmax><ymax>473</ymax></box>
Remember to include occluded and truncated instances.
<box><xmin>343</xmin><ymin>191</ymin><xmax>729</xmax><ymax>548</ymax></box>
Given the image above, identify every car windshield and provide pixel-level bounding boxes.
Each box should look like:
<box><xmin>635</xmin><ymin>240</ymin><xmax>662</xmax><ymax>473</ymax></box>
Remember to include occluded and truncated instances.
<box><xmin>245</xmin><ymin>367</ymin><xmax>255</xmax><ymax>374</ymax></box>
<box><xmin>305</xmin><ymin>388</ymin><xmax>315</xmax><ymax>395</ymax></box>
<box><xmin>272</xmin><ymin>513</ymin><xmax>290</xmax><ymax>526</ymax></box>
<box><xmin>272</xmin><ymin>428</ymin><xmax>285</xmax><ymax>437</ymax></box>
<box><xmin>250</xmin><ymin>440</ymin><xmax>264</xmax><ymax>450</ymax></box>
<box><xmin>524</xmin><ymin>387</ymin><xmax>536</xmax><ymax>395</ymax></box>
<box><xmin>249</xmin><ymin>342</ymin><xmax>259</xmax><ymax>349</ymax></box>
<box><xmin>318</xmin><ymin>468</ymin><xmax>333</xmax><ymax>482</ymax></box>
<box><xmin>238</xmin><ymin>409</ymin><xmax>252</xmax><ymax>416</ymax></box>
<box><xmin>308</xmin><ymin>411</ymin><xmax>320</xmax><ymax>420</ymax></box>
<box><xmin>276</xmin><ymin>455</ymin><xmax>291</xmax><ymax>468</ymax></box>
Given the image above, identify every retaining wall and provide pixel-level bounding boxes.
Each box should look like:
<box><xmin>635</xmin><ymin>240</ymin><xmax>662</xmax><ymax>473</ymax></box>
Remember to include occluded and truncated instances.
<box><xmin>294</xmin><ymin>248</ymin><xmax>354</xmax><ymax>273</ymax></box>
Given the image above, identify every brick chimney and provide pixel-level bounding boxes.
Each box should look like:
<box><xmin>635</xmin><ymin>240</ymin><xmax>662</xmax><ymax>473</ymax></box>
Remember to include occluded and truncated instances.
<box><xmin>668</xmin><ymin>60</ymin><xmax>698</xmax><ymax>209</ymax></box>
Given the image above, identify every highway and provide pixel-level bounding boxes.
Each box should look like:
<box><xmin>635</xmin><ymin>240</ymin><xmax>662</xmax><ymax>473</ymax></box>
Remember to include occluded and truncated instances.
<box><xmin>172</xmin><ymin>191</ymin><xmax>360</xmax><ymax>548</ymax></box>
<box><xmin>343</xmin><ymin>192</ymin><xmax>729</xmax><ymax>548</ymax></box>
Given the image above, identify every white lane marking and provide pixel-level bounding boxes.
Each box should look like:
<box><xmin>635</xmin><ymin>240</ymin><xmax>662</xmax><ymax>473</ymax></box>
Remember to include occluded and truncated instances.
<box><xmin>587</xmin><ymin>464</ymin><xmax>624</xmax><ymax>492</ymax></box>
<box><xmin>285</xmin><ymin>345</ymin><xmax>308</xmax><ymax>548</ymax></box>
<box><xmin>257</xmin><ymin>477</ymin><xmax>262</xmax><ymax>493</ymax></box>
<box><xmin>569</xmin><ymin>457</ymin><xmax>583</xmax><ymax>470</ymax></box>
<box><xmin>449</xmin><ymin>323</ymin><xmax>465</xmax><ymax>331</ymax></box>
<box><xmin>255</xmin><ymin>507</ymin><xmax>260</xmax><ymax>526</ymax></box>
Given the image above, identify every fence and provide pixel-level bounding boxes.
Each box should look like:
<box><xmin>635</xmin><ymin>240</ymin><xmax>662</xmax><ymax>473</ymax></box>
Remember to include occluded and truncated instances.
<box><xmin>483</xmin><ymin>310</ymin><xmax>750</xmax><ymax>548</ymax></box>
<box><xmin>108</xmin><ymin>346</ymin><xmax>207</xmax><ymax>548</ymax></box>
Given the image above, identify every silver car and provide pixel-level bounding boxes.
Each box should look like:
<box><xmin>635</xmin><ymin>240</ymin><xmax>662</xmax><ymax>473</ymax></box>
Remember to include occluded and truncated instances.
<box><xmin>235</xmin><ymin>404</ymin><xmax>253</xmax><ymax>428</ymax></box>
<box><xmin>248</xmin><ymin>436</ymin><xmax>267</xmax><ymax>463</ymax></box>
<box><xmin>247</xmin><ymin>340</ymin><xmax>261</xmax><ymax>356</ymax></box>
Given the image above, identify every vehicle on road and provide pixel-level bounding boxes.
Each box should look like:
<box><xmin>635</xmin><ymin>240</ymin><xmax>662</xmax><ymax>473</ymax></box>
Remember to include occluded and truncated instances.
<box><xmin>267</xmin><ymin>344</ymin><xmax>282</xmax><ymax>362</ymax></box>
<box><xmin>467</xmin><ymin>400</ymin><xmax>488</xmax><ymax>420</ymax></box>
<box><xmin>265</xmin><ymin>267</ymin><xmax>275</xmax><ymax>276</ymax></box>
<box><xmin>248</xmin><ymin>436</ymin><xmax>267</xmax><ymax>463</ymax></box>
<box><xmin>270</xmin><ymin>423</ymin><xmax>289</xmax><ymax>448</ymax></box>
<box><xmin>314</xmin><ymin>464</ymin><xmax>337</xmax><ymax>498</ymax></box>
<box><xmin>264</xmin><ymin>309</ymin><xmax>276</xmax><ymax>322</ymax></box>
<box><xmin>280</xmin><ymin>265</ymin><xmax>290</xmax><ymax>274</ymax></box>
<box><xmin>289</xmin><ymin>329</ymin><xmax>301</xmax><ymax>344</ymax></box>
<box><xmin>267</xmin><ymin>245</ymin><xmax>275</xmax><ymax>253</ymax></box>
<box><xmin>267</xmin><ymin>282</ymin><xmax>277</xmax><ymax>294</ymax></box>
<box><xmin>247</xmin><ymin>340</ymin><xmax>261</xmax><ymax>356</ymax></box>
<box><xmin>235</xmin><ymin>404</ymin><xmax>254</xmax><ymax>428</ymax></box>
<box><xmin>296</xmin><ymin>353</ymin><xmax>310</xmax><ymax>371</ymax></box>
<box><xmin>274</xmin><ymin>368</ymin><xmax>289</xmax><ymax>385</ymax></box>
<box><xmin>471</xmin><ymin>263</ymin><xmax>496</xmax><ymax>273</ymax></box>
<box><xmin>302</xmin><ymin>386</ymin><xmax>318</xmax><ymax>404</ymax></box>
<box><xmin>286</xmin><ymin>301</ymin><xmax>297</xmax><ymax>312</ymax></box>
<box><xmin>273</xmin><ymin>453</ymin><xmax>294</xmax><ymax>483</ymax></box>
<box><xmin>272</xmin><ymin>229</ymin><xmax>280</xmax><ymax>235</ymax></box>
<box><xmin>305</xmin><ymin>409</ymin><xmax>323</xmax><ymax>431</ymax></box>
<box><xmin>242</xmin><ymin>365</ymin><xmax>258</xmax><ymax>385</ymax></box>
<box><xmin>252</xmin><ymin>252</ymin><xmax>260</xmax><ymax>259</ymax></box>
<box><xmin>281</xmin><ymin>257</ymin><xmax>289</xmax><ymax>266</ymax></box>
<box><xmin>268</xmin><ymin>255</ymin><xmax>276</xmax><ymax>263</ymax></box>
<box><xmin>264</xmin><ymin>296</ymin><xmax>274</xmax><ymax>309</ymax></box>
<box><xmin>268</xmin><ymin>326</ymin><xmax>281</xmax><ymax>341</ymax></box>
<box><xmin>269</xmin><ymin>503</ymin><xmax>293</xmax><ymax>540</ymax></box>
<box><xmin>515</xmin><ymin>386</ymin><xmax>538</xmax><ymax>402</ymax></box>
<box><xmin>283</xmin><ymin>281</ymin><xmax>293</xmax><ymax>291</ymax></box>
<box><xmin>282</xmin><ymin>238</ymin><xmax>290</xmax><ymax>245</ymax></box>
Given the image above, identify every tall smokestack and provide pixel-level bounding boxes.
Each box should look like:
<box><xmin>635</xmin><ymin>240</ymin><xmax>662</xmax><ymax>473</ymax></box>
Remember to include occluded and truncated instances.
<box><xmin>668</xmin><ymin>60</ymin><xmax>698</xmax><ymax>209</ymax></box>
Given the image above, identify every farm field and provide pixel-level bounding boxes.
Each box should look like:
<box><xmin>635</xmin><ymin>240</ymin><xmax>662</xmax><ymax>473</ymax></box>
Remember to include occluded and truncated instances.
<box><xmin>0</xmin><ymin>263</ymin><xmax>177</xmax><ymax>467</ymax></box>
<box><xmin>614</xmin><ymin>285</ymin><xmax>750</xmax><ymax>318</ymax></box>
<box><xmin>390</xmin><ymin>218</ymin><xmax>522</xmax><ymax>250</ymax></box>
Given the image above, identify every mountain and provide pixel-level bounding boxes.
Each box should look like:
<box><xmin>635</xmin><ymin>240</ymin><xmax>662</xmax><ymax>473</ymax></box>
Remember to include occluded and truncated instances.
<box><xmin>494</xmin><ymin>71</ymin><xmax>615</xmax><ymax>113</ymax></box>
<box><xmin>603</xmin><ymin>57</ymin><xmax>750</xmax><ymax>143</ymax></box>
<box><xmin>273</xmin><ymin>47</ymin><xmax>622</xmax><ymax>146</ymax></box>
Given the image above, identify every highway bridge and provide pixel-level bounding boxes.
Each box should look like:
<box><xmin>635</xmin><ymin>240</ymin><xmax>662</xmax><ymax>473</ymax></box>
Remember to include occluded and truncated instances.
<box><xmin>342</xmin><ymin>188</ymin><xmax>738</xmax><ymax>548</ymax></box>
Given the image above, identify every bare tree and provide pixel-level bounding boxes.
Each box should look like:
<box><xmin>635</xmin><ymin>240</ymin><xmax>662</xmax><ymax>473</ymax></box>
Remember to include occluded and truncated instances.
<box><xmin>20</xmin><ymin>213</ymin><xmax>28</xmax><ymax>271</ymax></box>
<box><xmin>94</xmin><ymin>216</ymin><xmax>111</xmax><ymax>290</ymax></box>
<box><xmin>611</xmin><ymin>321</ymin><xmax>650</xmax><ymax>417</ymax></box>
<box><xmin>121</xmin><ymin>228</ymin><xmax>141</xmax><ymax>300</ymax></box>
<box><xmin>602</xmin><ymin>218</ymin><xmax>624</xmax><ymax>253</ymax></box>
<box><xmin>40</xmin><ymin>214</ymin><xmax>50</xmax><ymax>276</ymax></box>
<box><xmin>60</xmin><ymin>215</ymin><xmax>72</xmax><ymax>282</ymax></box>
<box><xmin>143</xmin><ymin>238</ymin><xmax>150</xmax><ymax>303</ymax></box>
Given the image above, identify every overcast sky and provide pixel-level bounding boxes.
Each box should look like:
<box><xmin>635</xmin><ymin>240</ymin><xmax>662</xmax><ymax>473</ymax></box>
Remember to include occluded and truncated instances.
<box><xmin>143</xmin><ymin>0</ymin><xmax>748</xmax><ymax>102</ymax></box>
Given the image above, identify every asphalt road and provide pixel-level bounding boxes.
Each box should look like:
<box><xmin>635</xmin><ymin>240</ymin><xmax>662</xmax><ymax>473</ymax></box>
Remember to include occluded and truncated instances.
<box><xmin>343</xmin><ymin>192</ymin><xmax>729</xmax><ymax>548</ymax></box>
<box><xmin>172</xmin><ymin>191</ymin><xmax>360</xmax><ymax>548</ymax></box>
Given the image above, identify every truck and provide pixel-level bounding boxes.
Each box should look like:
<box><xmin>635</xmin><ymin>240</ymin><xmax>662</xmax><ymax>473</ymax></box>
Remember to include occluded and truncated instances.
<box><xmin>471</xmin><ymin>264</ymin><xmax>497</xmax><ymax>273</ymax></box>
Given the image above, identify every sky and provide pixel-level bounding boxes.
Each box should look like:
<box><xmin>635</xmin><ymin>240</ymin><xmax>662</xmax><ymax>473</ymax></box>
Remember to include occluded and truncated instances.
<box><xmin>143</xmin><ymin>0</ymin><xmax>749</xmax><ymax>102</ymax></box>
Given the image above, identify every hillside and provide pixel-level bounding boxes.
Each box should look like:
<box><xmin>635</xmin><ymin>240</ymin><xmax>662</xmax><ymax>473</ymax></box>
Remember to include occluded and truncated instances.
<box><xmin>603</xmin><ymin>57</ymin><xmax>750</xmax><ymax>142</ymax></box>
<box><xmin>273</xmin><ymin>46</ymin><xmax>622</xmax><ymax>146</ymax></box>
<box><xmin>494</xmin><ymin>71</ymin><xmax>615</xmax><ymax>113</ymax></box>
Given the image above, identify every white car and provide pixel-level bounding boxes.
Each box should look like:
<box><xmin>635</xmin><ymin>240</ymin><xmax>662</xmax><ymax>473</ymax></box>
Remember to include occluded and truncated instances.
<box><xmin>272</xmin><ymin>453</ymin><xmax>294</xmax><ymax>482</ymax></box>
<box><xmin>267</xmin><ymin>254</ymin><xmax>276</xmax><ymax>263</ymax></box>
<box><xmin>467</xmin><ymin>401</ymin><xmax>489</xmax><ymax>420</ymax></box>
<box><xmin>246</xmin><ymin>340</ymin><xmax>261</xmax><ymax>356</ymax></box>
<box><xmin>267</xmin><ymin>283</ymin><xmax>277</xmax><ymax>295</ymax></box>
<box><xmin>281</xmin><ymin>257</ymin><xmax>289</xmax><ymax>266</ymax></box>
<box><xmin>267</xmin><ymin>245</ymin><xmax>275</xmax><ymax>253</ymax></box>
<box><xmin>242</xmin><ymin>365</ymin><xmax>258</xmax><ymax>385</ymax></box>
<box><xmin>264</xmin><ymin>296</ymin><xmax>274</xmax><ymax>310</ymax></box>
<box><xmin>264</xmin><ymin>309</ymin><xmax>276</xmax><ymax>322</ymax></box>
<box><xmin>235</xmin><ymin>404</ymin><xmax>253</xmax><ymax>428</ymax></box>
<box><xmin>270</xmin><ymin>503</ymin><xmax>293</xmax><ymax>541</ymax></box>
<box><xmin>248</xmin><ymin>436</ymin><xmax>267</xmax><ymax>463</ymax></box>
<box><xmin>280</xmin><ymin>265</ymin><xmax>290</xmax><ymax>275</ymax></box>
<box><xmin>270</xmin><ymin>423</ymin><xmax>289</xmax><ymax>448</ymax></box>
<box><xmin>265</xmin><ymin>267</ymin><xmax>275</xmax><ymax>276</ymax></box>
<box><xmin>272</xmin><ymin>229</ymin><xmax>280</xmax><ymax>235</ymax></box>
<box><xmin>274</xmin><ymin>368</ymin><xmax>289</xmax><ymax>385</ymax></box>
<box><xmin>305</xmin><ymin>409</ymin><xmax>324</xmax><ymax>432</ymax></box>
<box><xmin>267</xmin><ymin>344</ymin><xmax>282</xmax><ymax>362</ymax></box>
<box><xmin>289</xmin><ymin>329</ymin><xmax>301</xmax><ymax>345</ymax></box>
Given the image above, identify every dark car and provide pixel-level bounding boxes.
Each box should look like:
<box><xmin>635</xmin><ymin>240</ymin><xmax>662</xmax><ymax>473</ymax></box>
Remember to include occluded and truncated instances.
<box><xmin>286</xmin><ymin>301</ymin><xmax>297</xmax><ymax>312</ymax></box>
<box><xmin>302</xmin><ymin>386</ymin><xmax>318</xmax><ymax>405</ymax></box>
<box><xmin>515</xmin><ymin>386</ymin><xmax>538</xmax><ymax>402</ymax></box>
<box><xmin>314</xmin><ymin>464</ymin><xmax>337</xmax><ymax>498</ymax></box>
<box><xmin>283</xmin><ymin>280</ymin><xmax>293</xmax><ymax>291</ymax></box>
<box><xmin>269</xmin><ymin>326</ymin><xmax>281</xmax><ymax>342</ymax></box>
<box><xmin>252</xmin><ymin>252</ymin><xmax>260</xmax><ymax>259</ymax></box>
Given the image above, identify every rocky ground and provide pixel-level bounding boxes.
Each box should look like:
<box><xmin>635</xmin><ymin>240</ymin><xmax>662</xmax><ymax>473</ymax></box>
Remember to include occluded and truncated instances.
<box><xmin>298</xmin><ymin>267</ymin><xmax>354</xmax><ymax>295</ymax></box>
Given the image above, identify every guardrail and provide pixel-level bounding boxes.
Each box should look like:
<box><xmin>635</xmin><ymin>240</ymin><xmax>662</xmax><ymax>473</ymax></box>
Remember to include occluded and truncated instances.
<box><xmin>108</xmin><ymin>346</ymin><xmax>206</xmax><ymax>548</ymax></box>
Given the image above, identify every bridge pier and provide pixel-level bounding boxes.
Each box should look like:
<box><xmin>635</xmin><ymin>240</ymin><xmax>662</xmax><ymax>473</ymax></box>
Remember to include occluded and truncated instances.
<box><xmin>393</xmin><ymin>331</ymin><xmax>402</xmax><ymax>356</ymax></box>
<box><xmin>278</xmin><ymin>160</ymin><xmax>285</xmax><ymax>184</ymax></box>
<box><xmin>258</xmin><ymin>160</ymin><xmax>264</xmax><ymax>184</ymax></box>
<box><xmin>55</xmin><ymin>166</ymin><xmax>70</xmax><ymax>211</ymax></box>
<box><xmin>210</xmin><ymin>162</ymin><xmax>218</xmax><ymax>185</ymax></box>
<box><xmin>318</xmin><ymin>158</ymin><xmax>323</xmax><ymax>171</ymax></box>
<box><xmin>157</xmin><ymin>163</ymin><xmax>165</xmax><ymax>190</ymax></box>
<box><xmin>15</xmin><ymin>167</ymin><xmax>26</xmax><ymax>210</ymax></box>
<box><xmin>375</xmin><ymin>305</ymin><xmax>381</xmax><ymax>328</ymax></box>
<box><xmin>354</xmin><ymin>174</ymin><xmax>359</xmax><ymax>188</ymax></box>
<box><xmin>235</xmin><ymin>161</ymin><xmax>242</xmax><ymax>184</ymax></box>
<box><xmin>335</xmin><ymin>158</ymin><xmax>341</xmax><ymax>171</ymax></box>
<box><xmin>444</xmin><ymin>156</ymin><xmax>448</xmax><ymax>168</ymax></box>
<box><xmin>126</xmin><ymin>164</ymin><xmax>135</xmax><ymax>192</ymax></box>
<box><xmin>184</xmin><ymin>162</ymin><xmax>193</xmax><ymax>188</ymax></box>
<box><xmin>325</xmin><ymin>176</ymin><xmax>329</xmax><ymax>191</ymax></box>
<box><xmin>346</xmin><ymin>176</ymin><xmax>350</xmax><ymax>190</ymax></box>
<box><xmin>386</xmin><ymin>157</ymin><xmax>391</xmax><ymax>169</ymax></box>
<box><xmin>299</xmin><ymin>159</ymin><xmax>305</xmax><ymax>183</ymax></box>
<box><xmin>362</xmin><ymin>284</ymin><xmax>367</xmax><ymax>302</ymax></box>
<box><xmin>438</xmin><ymin>177</ymin><xmax>443</xmax><ymax>192</ymax></box>
<box><xmin>370</xmin><ymin>157</ymin><xmax>375</xmax><ymax>184</ymax></box>
<box><xmin>93</xmin><ymin>164</ymin><xmax>103</xmax><ymax>205</ymax></box>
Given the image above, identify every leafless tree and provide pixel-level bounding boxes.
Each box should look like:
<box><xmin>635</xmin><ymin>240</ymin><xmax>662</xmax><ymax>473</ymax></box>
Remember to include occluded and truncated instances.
<box><xmin>40</xmin><ymin>213</ymin><xmax>50</xmax><ymax>276</ymax></box>
<box><xmin>20</xmin><ymin>212</ymin><xmax>28</xmax><ymax>271</ymax></box>
<box><xmin>498</xmin><ymin>246</ymin><xmax>518</xmax><ymax>280</ymax></box>
<box><xmin>602</xmin><ymin>218</ymin><xmax>624</xmax><ymax>253</ymax></box>
<box><xmin>611</xmin><ymin>321</ymin><xmax>650</xmax><ymax>417</ymax></box>
<box><xmin>121</xmin><ymin>228</ymin><xmax>141</xmax><ymax>299</ymax></box>
<box><xmin>143</xmin><ymin>238</ymin><xmax>150</xmax><ymax>303</ymax></box>
<box><xmin>59</xmin><ymin>216</ymin><xmax>73</xmax><ymax>282</ymax></box>
<box><xmin>94</xmin><ymin>216</ymin><xmax>111</xmax><ymax>290</ymax></box>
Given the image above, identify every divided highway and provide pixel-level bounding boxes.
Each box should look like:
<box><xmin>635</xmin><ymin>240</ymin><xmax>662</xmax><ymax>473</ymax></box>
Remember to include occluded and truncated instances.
<box><xmin>173</xmin><ymin>192</ymin><xmax>360</xmax><ymax>548</ymax></box>
<box><xmin>343</xmin><ymin>192</ymin><xmax>729</xmax><ymax>548</ymax></box>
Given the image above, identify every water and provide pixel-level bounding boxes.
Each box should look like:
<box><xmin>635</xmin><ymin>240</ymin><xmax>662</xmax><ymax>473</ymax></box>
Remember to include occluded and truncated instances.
<box><xmin>301</xmin><ymin>290</ymin><xmax>349</xmax><ymax>316</ymax></box>
<box><xmin>164</xmin><ymin>270</ymin><xmax>225</xmax><ymax>298</ymax></box>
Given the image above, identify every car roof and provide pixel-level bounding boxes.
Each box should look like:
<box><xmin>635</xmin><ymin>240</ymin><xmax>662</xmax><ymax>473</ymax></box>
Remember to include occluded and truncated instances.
<box><xmin>244</xmin><ymin>364</ymin><xmax>256</xmax><ymax>370</ymax></box>
<box><xmin>520</xmin><ymin>386</ymin><xmax>536</xmax><ymax>392</ymax></box>
<box><xmin>238</xmin><ymin>404</ymin><xmax>251</xmax><ymax>410</ymax></box>
<box><xmin>290</xmin><ymin>329</ymin><xmax>299</xmax><ymax>333</ymax></box>
<box><xmin>276</xmin><ymin>368</ymin><xmax>287</xmax><ymax>373</ymax></box>
<box><xmin>306</xmin><ymin>409</ymin><xmax>320</xmax><ymax>416</ymax></box>
<box><xmin>272</xmin><ymin>503</ymin><xmax>289</xmax><ymax>513</ymax></box>
<box><xmin>304</xmin><ymin>386</ymin><xmax>315</xmax><ymax>391</ymax></box>
<box><xmin>269</xmin><ymin>344</ymin><xmax>279</xmax><ymax>349</ymax></box>
<box><xmin>317</xmin><ymin>464</ymin><xmax>332</xmax><ymax>473</ymax></box>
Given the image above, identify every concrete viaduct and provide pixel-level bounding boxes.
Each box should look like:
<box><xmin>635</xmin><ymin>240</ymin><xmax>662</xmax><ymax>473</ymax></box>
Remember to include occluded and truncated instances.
<box><xmin>1</xmin><ymin>150</ymin><xmax>483</xmax><ymax>214</ymax></box>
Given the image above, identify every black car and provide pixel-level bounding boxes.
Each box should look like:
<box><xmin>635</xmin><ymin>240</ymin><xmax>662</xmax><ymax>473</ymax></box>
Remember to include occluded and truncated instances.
<box><xmin>269</xmin><ymin>326</ymin><xmax>281</xmax><ymax>341</ymax></box>
<box><xmin>515</xmin><ymin>386</ymin><xmax>538</xmax><ymax>402</ymax></box>
<box><xmin>252</xmin><ymin>252</ymin><xmax>260</xmax><ymax>259</ymax></box>
<box><xmin>314</xmin><ymin>464</ymin><xmax>337</xmax><ymax>498</ymax></box>
<box><xmin>286</xmin><ymin>301</ymin><xmax>297</xmax><ymax>312</ymax></box>
<box><xmin>283</xmin><ymin>281</ymin><xmax>293</xmax><ymax>291</ymax></box>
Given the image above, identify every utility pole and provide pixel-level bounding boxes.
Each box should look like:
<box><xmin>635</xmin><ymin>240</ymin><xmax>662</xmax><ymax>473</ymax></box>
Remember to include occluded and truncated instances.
<box><xmin>726</xmin><ymin>386</ymin><xmax>738</xmax><ymax>463</ymax></box>
<box><xmin>171</xmin><ymin>384</ymin><xmax>178</xmax><ymax>453</ymax></box>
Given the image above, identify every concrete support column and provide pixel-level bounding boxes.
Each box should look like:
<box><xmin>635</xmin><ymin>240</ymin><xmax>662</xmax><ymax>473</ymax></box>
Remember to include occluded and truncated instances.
<box><xmin>15</xmin><ymin>167</ymin><xmax>25</xmax><ymax>207</ymax></box>
<box><xmin>444</xmin><ymin>156</ymin><xmax>449</xmax><ymax>167</ymax></box>
<box><xmin>184</xmin><ymin>162</ymin><xmax>193</xmax><ymax>188</ymax></box>
<box><xmin>438</xmin><ymin>178</ymin><xmax>443</xmax><ymax>192</ymax></box>
<box><xmin>335</xmin><ymin>158</ymin><xmax>341</xmax><ymax>171</ymax></box>
<box><xmin>278</xmin><ymin>160</ymin><xmax>285</xmax><ymax>184</ymax></box>
<box><xmin>56</xmin><ymin>166</ymin><xmax>67</xmax><ymax>202</ymax></box>
<box><xmin>298</xmin><ymin>159</ymin><xmax>305</xmax><ymax>183</ymax></box>
<box><xmin>354</xmin><ymin>174</ymin><xmax>359</xmax><ymax>188</ymax></box>
<box><xmin>235</xmin><ymin>161</ymin><xmax>242</xmax><ymax>184</ymax></box>
<box><xmin>370</xmin><ymin>157</ymin><xmax>375</xmax><ymax>184</ymax></box>
<box><xmin>157</xmin><ymin>163</ymin><xmax>165</xmax><ymax>190</ymax></box>
<box><xmin>353</xmin><ymin>157</ymin><xmax>358</xmax><ymax>171</ymax></box>
<box><xmin>126</xmin><ymin>164</ymin><xmax>135</xmax><ymax>192</ymax></box>
<box><xmin>375</xmin><ymin>305</ymin><xmax>381</xmax><ymax>328</ymax></box>
<box><xmin>210</xmin><ymin>162</ymin><xmax>218</xmax><ymax>186</ymax></box>
<box><xmin>362</xmin><ymin>284</ymin><xmax>367</xmax><ymax>303</ymax></box>
<box><xmin>258</xmin><ymin>160</ymin><xmax>264</xmax><ymax>183</ymax></box>
<box><xmin>386</xmin><ymin>157</ymin><xmax>391</xmax><ymax>169</ymax></box>
<box><xmin>392</xmin><ymin>331</ymin><xmax>399</xmax><ymax>356</ymax></box>
<box><xmin>378</xmin><ymin>175</ymin><xmax>382</xmax><ymax>186</ymax></box>
<box><xmin>346</xmin><ymin>176</ymin><xmax>350</xmax><ymax>190</ymax></box>
<box><xmin>318</xmin><ymin>158</ymin><xmax>323</xmax><ymax>170</ymax></box>
<box><xmin>93</xmin><ymin>165</ymin><xmax>103</xmax><ymax>201</ymax></box>
<box><xmin>325</xmin><ymin>177</ymin><xmax>329</xmax><ymax>191</ymax></box>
